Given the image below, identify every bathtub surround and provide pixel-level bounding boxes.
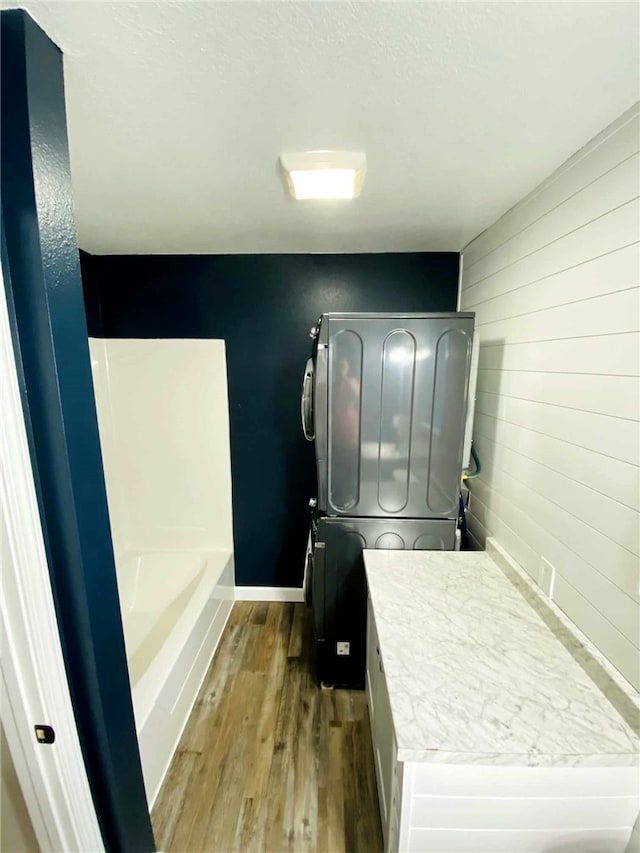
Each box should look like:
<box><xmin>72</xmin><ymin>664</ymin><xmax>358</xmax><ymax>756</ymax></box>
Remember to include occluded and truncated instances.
<box><xmin>1</xmin><ymin>10</ymin><xmax>154</xmax><ymax>851</ymax></box>
<box><xmin>89</xmin><ymin>338</ymin><xmax>235</xmax><ymax>804</ymax></box>
<box><xmin>130</xmin><ymin>552</ymin><xmax>233</xmax><ymax>805</ymax></box>
<box><xmin>89</xmin><ymin>339</ymin><xmax>234</xmax><ymax>559</ymax></box>
<box><xmin>80</xmin><ymin>252</ymin><xmax>459</xmax><ymax>590</ymax></box>
<box><xmin>460</xmin><ymin>104</ymin><xmax>640</xmax><ymax>692</ymax></box>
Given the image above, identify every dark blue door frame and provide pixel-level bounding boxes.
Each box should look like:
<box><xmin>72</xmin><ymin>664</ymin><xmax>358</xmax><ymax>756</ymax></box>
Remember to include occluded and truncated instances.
<box><xmin>1</xmin><ymin>11</ymin><xmax>155</xmax><ymax>851</ymax></box>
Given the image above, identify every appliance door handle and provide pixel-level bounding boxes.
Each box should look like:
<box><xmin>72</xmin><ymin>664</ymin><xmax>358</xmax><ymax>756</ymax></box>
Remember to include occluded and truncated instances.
<box><xmin>301</xmin><ymin>358</ymin><xmax>315</xmax><ymax>441</ymax></box>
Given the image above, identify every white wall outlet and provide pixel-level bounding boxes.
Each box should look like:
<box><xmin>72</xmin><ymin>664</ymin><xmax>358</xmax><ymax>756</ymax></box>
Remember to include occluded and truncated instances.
<box><xmin>539</xmin><ymin>557</ymin><xmax>556</xmax><ymax>599</ymax></box>
<box><xmin>337</xmin><ymin>641</ymin><xmax>350</xmax><ymax>656</ymax></box>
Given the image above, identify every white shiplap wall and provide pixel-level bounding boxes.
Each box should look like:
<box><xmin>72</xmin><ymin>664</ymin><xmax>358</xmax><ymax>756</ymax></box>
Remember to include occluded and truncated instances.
<box><xmin>460</xmin><ymin>103</ymin><xmax>640</xmax><ymax>691</ymax></box>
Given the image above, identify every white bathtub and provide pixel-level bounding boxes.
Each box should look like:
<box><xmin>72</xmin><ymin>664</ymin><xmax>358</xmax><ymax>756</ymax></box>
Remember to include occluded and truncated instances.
<box><xmin>116</xmin><ymin>548</ymin><xmax>234</xmax><ymax>806</ymax></box>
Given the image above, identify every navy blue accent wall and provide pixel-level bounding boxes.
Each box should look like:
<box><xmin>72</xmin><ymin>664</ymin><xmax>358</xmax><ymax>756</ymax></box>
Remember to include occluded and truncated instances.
<box><xmin>1</xmin><ymin>12</ymin><xmax>154</xmax><ymax>851</ymax></box>
<box><xmin>82</xmin><ymin>253</ymin><xmax>459</xmax><ymax>588</ymax></box>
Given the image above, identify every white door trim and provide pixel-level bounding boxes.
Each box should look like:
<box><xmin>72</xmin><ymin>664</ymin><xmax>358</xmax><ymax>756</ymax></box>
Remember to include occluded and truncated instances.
<box><xmin>0</xmin><ymin>263</ymin><xmax>104</xmax><ymax>852</ymax></box>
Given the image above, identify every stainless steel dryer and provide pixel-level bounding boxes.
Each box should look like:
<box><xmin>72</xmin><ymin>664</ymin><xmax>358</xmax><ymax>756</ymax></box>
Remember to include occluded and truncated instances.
<box><xmin>302</xmin><ymin>312</ymin><xmax>475</xmax><ymax>687</ymax></box>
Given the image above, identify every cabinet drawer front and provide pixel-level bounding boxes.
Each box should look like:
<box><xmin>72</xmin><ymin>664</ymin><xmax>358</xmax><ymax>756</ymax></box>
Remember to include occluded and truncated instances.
<box><xmin>375</xmin><ymin>662</ymin><xmax>396</xmax><ymax>825</ymax></box>
<box><xmin>410</xmin><ymin>793</ymin><xmax>639</xmax><ymax>831</ymax></box>
<box><xmin>367</xmin><ymin>594</ymin><xmax>399</xmax><ymax>849</ymax></box>
<box><xmin>407</xmin><ymin>827</ymin><xmax>632</xmax><ymax>853</ymax></box>
<box><xmin>411</xmin><ymin>763</ymin><xmax>640</xmax><ymax>799</ymax></box>
<box><xmin>366</xmin><ymin>597</ymin><xmax>378</xmax><ymax>724</ymax></box>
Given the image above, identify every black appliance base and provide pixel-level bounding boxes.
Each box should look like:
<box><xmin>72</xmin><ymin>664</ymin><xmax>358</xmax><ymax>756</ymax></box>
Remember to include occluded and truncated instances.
<box><xmin>315</xmin><ymin>639</ymin><xmax>365</xmax><ymax>690</ymax></box>
<box><xmin>310</xmin><ymin>515</ymin><xmax>456</xmax><ymax>689</ymax></box>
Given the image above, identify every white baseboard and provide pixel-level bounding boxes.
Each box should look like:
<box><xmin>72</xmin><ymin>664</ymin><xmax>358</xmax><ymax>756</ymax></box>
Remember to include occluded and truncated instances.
<box><xmin>234</xmin><ymin>586</ymin><xmax>304</xmax><ymax>603</ymax></box>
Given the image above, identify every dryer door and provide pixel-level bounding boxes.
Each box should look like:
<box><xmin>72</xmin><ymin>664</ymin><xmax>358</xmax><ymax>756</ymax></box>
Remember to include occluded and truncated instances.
<box><xmin>301</xmin><ymin>358</ymin><xmax>315</xmax><ymax>441</ymax></box>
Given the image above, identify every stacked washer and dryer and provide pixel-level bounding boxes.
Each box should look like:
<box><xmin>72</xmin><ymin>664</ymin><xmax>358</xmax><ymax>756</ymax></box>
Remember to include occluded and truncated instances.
<box><xmin>301</xmin><ymin>312</ymin><xmax>476</xmax><ymax>688</ymax></box>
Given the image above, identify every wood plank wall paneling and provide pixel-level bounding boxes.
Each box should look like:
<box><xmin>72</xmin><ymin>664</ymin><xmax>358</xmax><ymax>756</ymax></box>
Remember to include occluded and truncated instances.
<box><xmin>460</xmin><ymin>103</ymin><xmax>640</xmax><ymax>692</ymax></box>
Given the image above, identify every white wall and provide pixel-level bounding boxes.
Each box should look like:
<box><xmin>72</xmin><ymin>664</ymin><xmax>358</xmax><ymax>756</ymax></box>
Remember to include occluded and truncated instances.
<box><xmin>1</xmin><ymin>725</ymin><xmax>40</xmax><ymax>853</ymax></box>
<box><xmin>460</xmin><ymin>103</ymin><xmax>640</xmax><ymax>691</ymax></box>
<box><xmin>628</xmin><ymin>812</ymin><xmax>640</xmax><ymax>853</ymax></box>
<box><xmin>89</xmin><ymin>338</ymin><xmax>234</xmax><ymax>558</ymax></box>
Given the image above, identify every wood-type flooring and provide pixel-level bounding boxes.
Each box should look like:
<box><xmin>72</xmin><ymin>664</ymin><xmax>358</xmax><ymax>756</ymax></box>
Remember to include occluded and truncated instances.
<box><xmin>151</xmin><ymin>601</ymin><xmax>383</xmax><ymax>853</ymax></box>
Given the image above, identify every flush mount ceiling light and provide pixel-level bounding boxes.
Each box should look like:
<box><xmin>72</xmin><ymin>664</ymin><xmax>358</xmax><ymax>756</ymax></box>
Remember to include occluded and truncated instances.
<box><xmin>279</xmin><ymin>150</ymin><xmax>366</xmax><ymax>200</ymax></box>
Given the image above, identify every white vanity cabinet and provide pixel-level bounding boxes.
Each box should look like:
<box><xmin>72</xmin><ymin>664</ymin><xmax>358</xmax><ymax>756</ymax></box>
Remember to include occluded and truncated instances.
<box><xmin>364</xmin><ymin>546</ymin><xmax>640</xmax><ymax>853</ymax></box>
<box><xmin>366</xmin><ymin>597</ymin><xmax>401</xmax><ymax>852</ymax></box>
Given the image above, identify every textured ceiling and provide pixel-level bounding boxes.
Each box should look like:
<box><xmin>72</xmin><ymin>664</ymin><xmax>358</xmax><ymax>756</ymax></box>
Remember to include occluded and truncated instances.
<box><xmin>6</xmin><ymin>1</ymin><xmax>640</xmax><ymax>254</ymax></box>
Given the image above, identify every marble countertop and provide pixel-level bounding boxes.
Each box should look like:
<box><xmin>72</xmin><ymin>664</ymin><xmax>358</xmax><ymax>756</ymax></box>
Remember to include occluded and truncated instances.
<box><xmin>364</xmin><ymin>545</ymin><xmax>640</xmax><ymax>767</ymax></box>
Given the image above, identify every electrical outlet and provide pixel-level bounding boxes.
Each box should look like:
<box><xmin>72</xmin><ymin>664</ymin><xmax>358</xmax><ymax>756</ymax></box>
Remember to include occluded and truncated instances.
<box><xmin>337</xmin><ymin>641</ymin><xmax>350</xmax><ymax>656</ymax></box>
<box><xmin>539</xmin><ymin>557</ymin><xmax>556</xmax><ymax>600</ymax></box>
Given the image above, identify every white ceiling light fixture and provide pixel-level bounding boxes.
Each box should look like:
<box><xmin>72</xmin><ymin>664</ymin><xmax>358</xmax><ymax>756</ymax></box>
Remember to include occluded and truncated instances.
<box><xmin>280</xmin><ymin>150</ymin><xmax>366</xmax><ymax>200</ymax></box>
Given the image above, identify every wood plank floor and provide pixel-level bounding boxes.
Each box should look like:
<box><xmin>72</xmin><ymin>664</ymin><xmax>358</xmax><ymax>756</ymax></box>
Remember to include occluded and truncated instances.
<box><xmin>151</xmin><ymin>602</ymin><xmax>383</xmax><ymax>853</ymax></box>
